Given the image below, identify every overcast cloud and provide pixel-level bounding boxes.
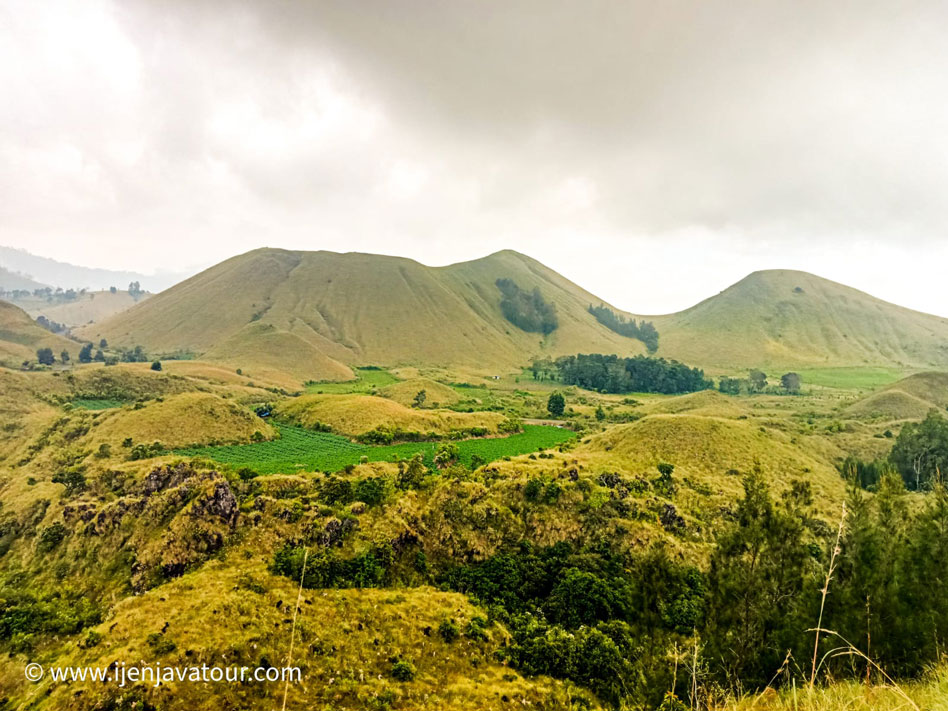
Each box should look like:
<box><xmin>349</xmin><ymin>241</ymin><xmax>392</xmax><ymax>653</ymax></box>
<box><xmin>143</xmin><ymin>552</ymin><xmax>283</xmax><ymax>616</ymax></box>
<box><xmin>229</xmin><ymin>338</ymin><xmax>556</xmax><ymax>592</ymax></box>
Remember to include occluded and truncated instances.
<box><xmin>2</xmin><ymin>0</ymin><xmax>948</xmax><ymax>314</ymax></box>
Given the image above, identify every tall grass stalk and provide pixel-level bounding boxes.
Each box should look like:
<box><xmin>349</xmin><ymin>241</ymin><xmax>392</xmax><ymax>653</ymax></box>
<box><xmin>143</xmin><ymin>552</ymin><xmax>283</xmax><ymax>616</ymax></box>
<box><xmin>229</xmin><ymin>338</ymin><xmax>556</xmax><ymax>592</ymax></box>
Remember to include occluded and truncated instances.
<box><xmin>810</xmin><ymin>503</ymin><xmax>846</xmax><ymax>687</ymax></box>
<box><xmin>281</xmin><ymin>547</ymin><xmax>308</xmax><ymax>711</ymax></box>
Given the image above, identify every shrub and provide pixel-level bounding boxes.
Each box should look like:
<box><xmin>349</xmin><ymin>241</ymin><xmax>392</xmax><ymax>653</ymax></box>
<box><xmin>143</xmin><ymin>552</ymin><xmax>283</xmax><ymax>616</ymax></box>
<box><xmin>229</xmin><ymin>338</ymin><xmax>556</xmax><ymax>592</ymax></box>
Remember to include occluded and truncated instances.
<box><xmin>438</xmin><ymin>618</ymin><xmax>459</xmax><ymax>643</ymax></box>
<box><xmin>390</xmin><ymin>658</ymin><xmax>416</xmax><ymax>681</ymax></box>
<box><xmin>37</xmin><ymin>523</ymin><xmax>68</xmax><ymax>552</ymax></box>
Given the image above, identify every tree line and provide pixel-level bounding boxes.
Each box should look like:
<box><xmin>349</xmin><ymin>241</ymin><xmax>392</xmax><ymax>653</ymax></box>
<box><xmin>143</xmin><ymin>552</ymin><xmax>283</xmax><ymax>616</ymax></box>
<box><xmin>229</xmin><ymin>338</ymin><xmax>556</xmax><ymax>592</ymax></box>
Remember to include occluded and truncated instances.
<box><xmin>587</xmin><ymin>304</ymin><xmax>659</xmax><ymax>353</ymax></box>
<box><xmin>554</xmin><ymin>353</ymin><xmax>711</xmax><ymax>394</ymax></box>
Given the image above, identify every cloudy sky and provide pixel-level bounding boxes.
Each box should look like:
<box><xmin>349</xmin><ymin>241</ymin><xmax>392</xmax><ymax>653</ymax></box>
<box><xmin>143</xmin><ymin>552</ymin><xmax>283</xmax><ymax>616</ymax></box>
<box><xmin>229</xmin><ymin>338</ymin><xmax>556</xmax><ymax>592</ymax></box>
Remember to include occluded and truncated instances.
<box><xmin>2</xmin><ymin>0</ymin><xmax>948</xmax><ymax>314</ymax></box>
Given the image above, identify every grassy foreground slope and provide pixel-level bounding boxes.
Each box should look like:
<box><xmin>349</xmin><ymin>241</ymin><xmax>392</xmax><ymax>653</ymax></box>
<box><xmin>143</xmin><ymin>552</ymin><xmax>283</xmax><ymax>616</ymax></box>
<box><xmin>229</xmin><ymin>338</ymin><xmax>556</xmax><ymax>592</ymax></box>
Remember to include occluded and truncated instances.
<box><xmin>76</xmin><ymin>249</ymin><xmax>647</xmax><ymax>382</ymax></box>
<box><xmin>646</xmin><ymin>269</ymin><xmax>948</xmax><ymax>370</ymax></box>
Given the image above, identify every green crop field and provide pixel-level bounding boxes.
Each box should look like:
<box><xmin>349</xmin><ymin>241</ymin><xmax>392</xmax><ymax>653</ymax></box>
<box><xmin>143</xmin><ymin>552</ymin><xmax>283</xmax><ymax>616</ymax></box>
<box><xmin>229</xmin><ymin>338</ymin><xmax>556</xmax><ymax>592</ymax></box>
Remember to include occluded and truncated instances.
<box><xmin>71</xmin><ymin>398</ymin><xmax>125</xmax><ymax>410</ymax></box>
<box><xmin>176</xmin><ymin>423</ymin><xmax>575</xmax><ymax>474</ymax></box>
<box><xmin>304</xmin><ymin>366</ymin><xmax>399</xmax><ymax>394</ymax></box>
<box><xmin>795</xmin><ymin>366</ymin><xmax>908</xmax><ymax>390</ymax></box>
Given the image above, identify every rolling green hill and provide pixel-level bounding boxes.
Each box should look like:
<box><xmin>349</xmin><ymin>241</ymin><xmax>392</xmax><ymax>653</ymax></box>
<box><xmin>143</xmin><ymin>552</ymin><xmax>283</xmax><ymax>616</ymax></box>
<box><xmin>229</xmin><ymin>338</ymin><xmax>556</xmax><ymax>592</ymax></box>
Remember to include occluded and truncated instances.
<box><xmin>77</xmin><ymin>254</ymin><xmax>948</xmax><ymax>382</ymax></box>
<box><xmin>645</xmin><ymin>269</ymin><xmax>948</xmax><ymax>370</ymax></box>
<box><xmin>0</xmin><ymin>300</ymin><xmax>78</xmax><ymax>366</ymax></box>
<box><xmin>77</xmin><ymin>249</ymin><xmax>648</xmax><ymax>383</ymax></box>
<box><xmin>846</xmin><ymin>371</ymin><xmax>948</xmax><ymax>421</ymax></box>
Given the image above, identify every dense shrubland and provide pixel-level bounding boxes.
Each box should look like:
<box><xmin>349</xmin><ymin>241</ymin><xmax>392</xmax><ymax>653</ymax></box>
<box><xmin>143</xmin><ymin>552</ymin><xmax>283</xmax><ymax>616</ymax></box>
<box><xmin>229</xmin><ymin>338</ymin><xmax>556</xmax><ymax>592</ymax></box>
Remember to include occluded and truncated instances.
<box><xmin>266</xmin><ymin>461</ymin><xmax>948</xmax><ymax>709</ymax></box>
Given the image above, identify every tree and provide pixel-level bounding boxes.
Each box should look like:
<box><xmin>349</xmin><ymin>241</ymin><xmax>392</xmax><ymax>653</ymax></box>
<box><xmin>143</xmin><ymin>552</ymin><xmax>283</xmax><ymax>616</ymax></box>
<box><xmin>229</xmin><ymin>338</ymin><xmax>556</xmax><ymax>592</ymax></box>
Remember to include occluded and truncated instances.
<box><xmin>889</xmin><ymin>410</ymin><xmax>948</xmax><ymax>490</ymax></box>
<box><xmin>412</xmin><ymin>389</ymin><xmax>427</xmax><ymax>408</ymax></box>
<box><xmin>705</xmin><ymin>468</ymin><xmax>815</xmax><ymax>685</ymax></box>
<box><xmin>60</xmin><ymin>349</ymin><xmax>70</xmax><ymax>364</ymax></box>
<box><xmin>595</xmin><ymin>405</ymin><xmax>606</xmax><ymax>421</ymax></box>
<box><xmin>99</xmin><ymin>338</ymin><xmax>108</xmax><ymax>348</ymax></box>
<box><xmin>78</xmin><ymin>343</ymin><xmax>93</xmax><ymax>363</ymax></box>
<box><xmin>547</xmin><ymin>392</ymin><xmax>566</xmax><ymax>418</ymax></box>
<box><xmin>93</xmin><ymin>349</ymin><xmax>105</xmax><ymax>362</ymax></box>
<box><xmin>748</xmin><ymin>370</ymin><xmax>768</xmax><ymax>392</ymax></box>
<box><xmin>434</xmin><ymin>443</ymin><xmax>460</xmax><ymax>469</ymax></box>
<box><xmin>36</xmin><ymin>347</ymin><xmax>54</xmax><ymax>365</ymax></box>
<box><xmin>109</xmin><ymin>286</ymin><xmax>117</xmax><ymax>294</ymax></box>
<box><xmin>780</xmin><ymin>372</ymin><xmax>802</xmax><ymax>394</ymax></box>
<box><xmin>128</xmin><ymin>281</ymin><xmax>142</xmax><ymax>297</ymax></box>
<box><xmin>397</xmin><ymin>453</ymin><xmax>427</xmax><ymax>489</ymax></box>
<box><xmin>151</xmin><ymin>360</ymin><xmax>162</xmax><ymax>371</ymax></box>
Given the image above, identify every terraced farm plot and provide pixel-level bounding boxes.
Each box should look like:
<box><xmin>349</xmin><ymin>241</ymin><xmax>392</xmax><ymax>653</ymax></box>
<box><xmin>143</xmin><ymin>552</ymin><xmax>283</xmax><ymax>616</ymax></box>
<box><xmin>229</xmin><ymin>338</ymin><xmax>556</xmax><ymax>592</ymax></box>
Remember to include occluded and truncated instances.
<box><xmin>305</xmin><ymin>366</ymin><xmax>399</xmax><ymax>394</ymax></box>
<box><xmin>176</xmin><ymin>423</ymin><xmax>574</xmax><ymax>473</ymax></box>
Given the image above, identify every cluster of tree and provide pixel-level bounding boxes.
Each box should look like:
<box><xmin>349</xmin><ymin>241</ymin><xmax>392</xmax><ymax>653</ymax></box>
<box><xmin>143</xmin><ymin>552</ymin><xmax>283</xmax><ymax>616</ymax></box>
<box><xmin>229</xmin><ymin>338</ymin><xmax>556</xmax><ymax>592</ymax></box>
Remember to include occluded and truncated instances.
<box><xmin>77</xmin><ymin>339</ymin><xmax>110</xmax><ymax>364</ymax></box>
<box><xmin>847</xmin><ymin>410</ymin><xmax>948</xmax><ymax>491</ymax></box>
<box><xmin>495</xmin><ymin>278</ymin><xmax>558</xmax><ymax>334</ymax></box>
<box><xmin>554</xmin><ymin>353</ymin><xmax>711</xmax><ymax>394</ymax></box>
<box><xmin>587</xmin><ymin>304</ymin><xmax>659</xmax><ymax>353</ymax></box>
<box><xmin>3</xmin><ymin>286</ymin><xmax>87</xmax><ymax>302</ymax></box>
<box><xmin>34</xmin><ymin>348</ymin><xmax>72</xmax><ymax>366</ymax></box>
<box><xmin>128</xmin><ymin>281</ymin><xmax>144</xmax><ymax>298</ymax></box>
<box><xmin>718</xmin><ymin>370</ymin><xmax>801</xmax><ymax>395</ymax></box>
<box><xmin>35</xmin><ymin>315</ymin><xmax>67</xmax><ymax>334</ymax></box>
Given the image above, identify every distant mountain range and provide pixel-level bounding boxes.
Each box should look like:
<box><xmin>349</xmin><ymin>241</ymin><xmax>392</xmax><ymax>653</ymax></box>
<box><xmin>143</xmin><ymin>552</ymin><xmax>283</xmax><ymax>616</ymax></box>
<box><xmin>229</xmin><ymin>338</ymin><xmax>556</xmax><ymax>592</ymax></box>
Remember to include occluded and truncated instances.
<box><xmin>0</xmin><ymin>246</ymin><xmax>188</xmax><ymax>292</ymax></box>
<box><xmin>68</xmin><ymin>248</ymin><xmax>948</xmax><ymax>383</ymax></box>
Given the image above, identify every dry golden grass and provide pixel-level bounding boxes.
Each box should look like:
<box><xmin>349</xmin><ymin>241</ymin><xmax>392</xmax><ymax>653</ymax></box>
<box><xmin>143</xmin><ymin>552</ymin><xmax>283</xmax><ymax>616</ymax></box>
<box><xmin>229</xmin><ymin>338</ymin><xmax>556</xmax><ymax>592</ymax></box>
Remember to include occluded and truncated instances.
<box><xmin>580</xmin><ymin>414</ymin><xmax>846</xmax><ymax>516</ymax></box>
<box><xmin>720</xmin><ymin>667</ymin><xmax>948</xmax><ymax>710</ymax></box>
<box><xmin>845</xmin><ymin>388</ymin><xmax>936</xmax><ymax>421</ymax></box>
<box><xmin>276</xmin><ymin>393</ymin><xmax>506</xmax><ymax>436</ymax></box>
<box><xmin>91</xmin><ymin>392</ymin><xmax>276</xmax><ymax>448</ymax></box>
<box><xmin>380</xmin><ymin>377</ymin><xmax>461</xmax><ymax>407</ymax></box>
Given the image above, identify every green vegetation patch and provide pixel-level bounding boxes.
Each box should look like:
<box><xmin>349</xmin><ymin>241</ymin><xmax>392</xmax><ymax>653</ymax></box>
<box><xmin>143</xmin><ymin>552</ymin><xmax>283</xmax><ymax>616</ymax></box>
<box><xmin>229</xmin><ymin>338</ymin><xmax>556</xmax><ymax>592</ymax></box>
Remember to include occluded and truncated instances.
<box><xmin>305</xmin><ymin>366</ymin><xmax>399</xmax><ymax>394</ymax></box>
<box><xmin>177</xmin><ymin>423</ymin><xmax>574</xmax><ymax>474</ymax></box>
<box><xmin>795</xmin><ymin>366</ymin><xmax>907</xmax><ymax>390</ymax></box>
<box><xmin>71</xmin><ymin>398</ymin><xmax>125</xmax><ymax>410</ymax></box>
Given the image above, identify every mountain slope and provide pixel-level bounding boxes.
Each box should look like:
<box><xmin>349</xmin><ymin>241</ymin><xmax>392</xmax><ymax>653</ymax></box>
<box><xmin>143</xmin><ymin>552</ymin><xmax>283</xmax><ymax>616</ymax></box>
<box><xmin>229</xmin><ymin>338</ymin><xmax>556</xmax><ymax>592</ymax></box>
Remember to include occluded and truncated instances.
<box><xmin>644</xmin><ymin>269</ymin><xmax>948</xmax><ymax>370</ymax></box>
<box><xmin>78</xmin><ymin>249</ymin><xmax>648</xmax><ymax>382</ymax></box>
<box><xmin>0</xmin><ymin>266</ymin><xmax>47</xmax><ymax>292</ymax></box>
<box><xmin>0</xmin><ymin>300</ymin><xmax>78</xmax><ymax>366</ymax></box>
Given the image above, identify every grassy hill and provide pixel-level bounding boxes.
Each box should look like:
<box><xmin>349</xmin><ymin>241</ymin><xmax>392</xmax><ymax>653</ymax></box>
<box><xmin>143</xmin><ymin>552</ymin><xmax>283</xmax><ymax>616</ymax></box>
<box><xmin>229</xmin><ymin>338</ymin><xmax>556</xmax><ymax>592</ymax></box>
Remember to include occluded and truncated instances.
<box><xmin>77</xmin><ymin>249</ymin><xmax>647</xmax><ymax>383</ymax></box>
<box><xmin>276</xmin><ymin>393</ymin><xmax>507</xmax><ymax>437</ymax></box>
<box><xmin>78</xmin><ymin>253</ymin><xmax>948</xmax><ymax>385</ymax></box>
<box><xmin>0</xmin><ymin>300</ymin><xmax>78</xmax><ymax>366</ymax></box>
<box><xmin>644</xmin><ymin>269</ymin><xmax>948</xmax><ymax>370</ymax></box>
<box><xmin>846</xmin><ymin>371</ymin><xmax>948</xmax><ymax>421</ymax></box>
<box><xmin>13</xmin><ymin>289</ymin><xmax>150</xmax><ymax>328</ymax></box>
